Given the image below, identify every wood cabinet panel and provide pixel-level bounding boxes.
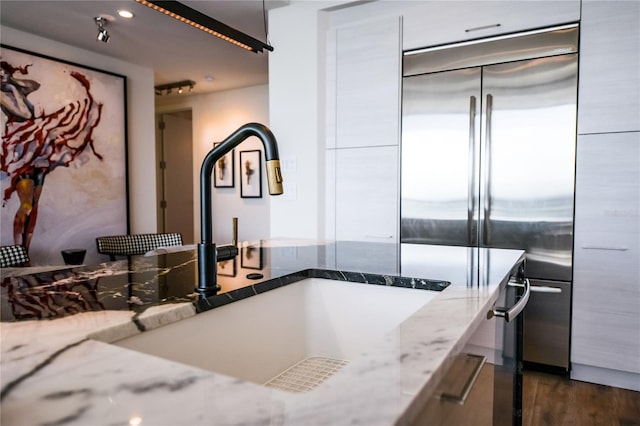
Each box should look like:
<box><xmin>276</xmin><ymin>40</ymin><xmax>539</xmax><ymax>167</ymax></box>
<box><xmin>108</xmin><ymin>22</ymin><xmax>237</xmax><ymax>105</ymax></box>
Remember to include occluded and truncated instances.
<box><xmin>325</xmin><ymin>28</ymin><xmax>337</xmax><ymax>150</ymax></box>
<box><xmin>578</xmin><ymin>1</ymin><xmax>640</xmax><ymax>134</ymax></box>
<box><xmin>403</xmin><ymin>1</ymin><xmax>580</xmax><ymax>51</ymax></box>
<box><xmin>327</xmin><ymin>16</ymin><xmax>401</xmax><ymax>247</ymax></box>
<box><xmin>335</xmin><ymin>146</ymin><xmax>398</xmax><ymax>243</ymax></box>
<box><xmin>335</xmin><ymin>17</ymin><xmax>401</xmax><ymax>148</ymax></box>
<box><xmin>410</xmin><ymin>360</ymin><xmax>494</xmax><ymax>426</ymax></box>
<box><xmin>572</xmin><ymin>132</ymin><xmax>640</xmax><ymax>375</ymax></box>
<box><xmin>572</xmin><ymin>242</ymin><xmax>640</xmax><ymax>372</ymax></box>
<box><xmin>574</xmin><ymin>132</ymin><xmax>640</xmax><ymax>237</ymax></box>
<box><xmin>324</xmin><ymin>148</ymin><xmax>336</xmax><ymax>240</ymax></box>
<box><xmin>409</xmin><ymin>312</ymin><xmax>501</xmax><ymax>426</ymax></box>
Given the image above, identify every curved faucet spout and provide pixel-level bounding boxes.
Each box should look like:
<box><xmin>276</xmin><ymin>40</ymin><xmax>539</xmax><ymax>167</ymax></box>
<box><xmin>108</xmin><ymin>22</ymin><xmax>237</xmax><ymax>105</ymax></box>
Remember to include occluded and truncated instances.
<box><xmin>197</xmin><ymin>123</ymin><xmax>283</xmax><ymax>296</ymax></box>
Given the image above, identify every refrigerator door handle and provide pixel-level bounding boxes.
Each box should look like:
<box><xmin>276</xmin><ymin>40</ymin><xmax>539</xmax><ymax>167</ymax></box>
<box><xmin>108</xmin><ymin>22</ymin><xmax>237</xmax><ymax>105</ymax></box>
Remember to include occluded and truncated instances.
<box><xmin>530</xmin><ymin>285</ymin><xmax>562</xmax><ymax>294</ymax></box>
<box><xmin>508</xmin><ymin>281</ymin><xmax>562</xmax><ymax>294</ymax></box>
<box><xmin>488</xmin><ymin>278</ymin><xmax>531</xmax><ymax>322</ymax></box>
<box><xmin>581</xmin><ymin>246</ymin><xmax>628</xmax><ymax>251</ymax></box>
<box><xmin>482</xmin><ymin>94</ymin><xmax>493</xmax><ymax>246</ymax></box>
<box><xmin>467</xmin><ymin>95</ymin><xmax>477</xmax><ymax>245</ymax></box>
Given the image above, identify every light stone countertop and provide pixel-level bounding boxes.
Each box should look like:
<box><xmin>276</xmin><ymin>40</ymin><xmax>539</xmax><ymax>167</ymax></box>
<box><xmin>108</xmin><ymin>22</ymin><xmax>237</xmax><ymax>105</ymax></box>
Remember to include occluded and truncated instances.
<box><xmin>0</xmin><ymin>241</ymin><xmax>524</xmax><ymax>426</ymax></box>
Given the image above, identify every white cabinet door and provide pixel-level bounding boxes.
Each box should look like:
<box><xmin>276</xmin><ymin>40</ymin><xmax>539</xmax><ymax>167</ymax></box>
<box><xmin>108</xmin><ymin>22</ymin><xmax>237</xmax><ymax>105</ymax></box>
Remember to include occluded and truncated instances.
<box><xmin>326</xmin><ymin>15</ymin><xmax>401</xmax><ymax>247</ymax></box>
<box><xmin>324</xmin><ymin>148</ymin><xmax>336</xmax><ymax>241</ymax></box>
<box><xmin>403</xmin><ymin>1</ymin><xmax>580</xmax><ymax>51</ymax></box>
<box><xmin>335</xmin><ymin>16</ymin><xmax>401</xmax><ymax>148</ymax></box>
<box><xmin>572</xmin><ymin>132</ymin><xmax>640</xmax><ymax>383</ymax></box>
<box><xmin>335</xmin><ymin>146</ymin><xmax>398</xmax><ymax>243</ymax></box>
<box><xmin>578</xmin><ymin>1</ymin><xmax>640</xmax><ymax>134</ymax></box>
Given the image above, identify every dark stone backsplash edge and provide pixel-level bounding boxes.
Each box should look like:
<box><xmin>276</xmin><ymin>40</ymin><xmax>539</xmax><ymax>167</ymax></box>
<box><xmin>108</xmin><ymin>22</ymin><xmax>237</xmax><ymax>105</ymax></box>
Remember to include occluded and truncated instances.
<box><xmin>194</xmin><ymin>269</ymin><xmax>450</xmax><ymax>314</ymax></box>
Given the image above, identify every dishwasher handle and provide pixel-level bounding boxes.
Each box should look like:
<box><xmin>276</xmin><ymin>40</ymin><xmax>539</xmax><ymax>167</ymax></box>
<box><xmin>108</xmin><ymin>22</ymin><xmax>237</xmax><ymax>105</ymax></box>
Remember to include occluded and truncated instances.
<box><xmin>509</xmin><ymin>281</ymin><xmax>562</xmax><ymax>294</ymax></box>
<box><xmin>487</xmin><ymin>278</ymin><xmax>530</xmax><ymax>322</ymax></box>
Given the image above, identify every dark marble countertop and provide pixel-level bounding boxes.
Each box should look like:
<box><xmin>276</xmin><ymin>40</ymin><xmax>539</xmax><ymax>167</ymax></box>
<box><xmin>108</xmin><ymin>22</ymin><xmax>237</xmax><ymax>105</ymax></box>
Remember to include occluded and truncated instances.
<box><xmin>2</xmin><ymin>241</ymin><xmax>452</xmax><ymax>323</ymax></box>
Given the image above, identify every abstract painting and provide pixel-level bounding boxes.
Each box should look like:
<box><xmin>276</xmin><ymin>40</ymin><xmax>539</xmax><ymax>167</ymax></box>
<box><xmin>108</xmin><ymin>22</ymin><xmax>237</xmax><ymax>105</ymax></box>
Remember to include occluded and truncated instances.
<box><xmin>239</xmin><ymin>150</ymin><xmax>261</xmax><ymax>198</ymax></box>
<box><xmin>0</xmin><ymin>45</ymin><xmax>128</xmax><ymax>265</ymax></box>
<box><xmin>213</xmin><ymin>142</ymin><xmax>234</xmax><ymax>188</ymax></box>
<box><xmin>217</xmin><ymin>257</ymin><xmax>236</xmax><ymax>277</ymax></box>
<box><xmin>241</xmin><ymin>241</ymin><xmax>263</xmax><ymax>270</ymax></box>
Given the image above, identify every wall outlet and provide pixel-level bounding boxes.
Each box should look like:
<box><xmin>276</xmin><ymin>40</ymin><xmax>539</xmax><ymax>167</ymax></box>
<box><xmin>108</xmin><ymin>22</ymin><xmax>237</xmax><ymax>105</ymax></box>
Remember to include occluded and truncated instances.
<box><xmin>279</xmin><ymin>182</ymin><xmax>297</xmax><ymax>201</ymax></box>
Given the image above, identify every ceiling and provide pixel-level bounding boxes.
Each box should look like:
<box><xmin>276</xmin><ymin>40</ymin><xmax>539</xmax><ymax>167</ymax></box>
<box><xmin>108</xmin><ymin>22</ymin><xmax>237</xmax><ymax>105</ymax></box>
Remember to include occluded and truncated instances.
<box><xmin>0</xmin><ymin>0</ymin><xmax>289</xmax><ymax>96</ymax></box>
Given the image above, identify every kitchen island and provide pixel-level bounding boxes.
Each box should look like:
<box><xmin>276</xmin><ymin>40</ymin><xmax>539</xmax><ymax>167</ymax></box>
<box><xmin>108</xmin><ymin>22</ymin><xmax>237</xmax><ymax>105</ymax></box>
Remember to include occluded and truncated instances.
<box><xmin>1</xmin><ymin>241</ymin><xmax>524</xmax><ymax>425</ymax></box>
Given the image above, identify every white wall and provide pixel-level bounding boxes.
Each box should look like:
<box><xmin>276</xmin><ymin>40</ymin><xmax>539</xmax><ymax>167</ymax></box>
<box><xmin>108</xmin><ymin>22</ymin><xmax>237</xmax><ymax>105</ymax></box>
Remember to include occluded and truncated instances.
<box><xmin>156</xmin><ymin>85</ymin><xmax>270</xmax><ymax>243</ymax></box>
<box><xmin>1</xmin><ymin>25</ymin><xmax>157</xmax><ymax>263</ymax></box>
<box><xmin>268</xmin><ymin>2</ymin><xmax>344</xmax><ymax>239</ymax></box>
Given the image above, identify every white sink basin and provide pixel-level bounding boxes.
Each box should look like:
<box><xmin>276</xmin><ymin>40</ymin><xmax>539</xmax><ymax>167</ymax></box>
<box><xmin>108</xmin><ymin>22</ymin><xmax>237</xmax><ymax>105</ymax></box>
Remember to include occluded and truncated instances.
<box><xmin>113</xmin><ymin>278</ymin><xmax>437</xmax><ymax>390</ymax></box>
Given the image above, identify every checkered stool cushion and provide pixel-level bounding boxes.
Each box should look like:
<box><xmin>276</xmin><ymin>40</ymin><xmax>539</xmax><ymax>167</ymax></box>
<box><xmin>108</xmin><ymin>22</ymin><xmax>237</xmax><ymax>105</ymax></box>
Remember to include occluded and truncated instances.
<box><xmin>0</xmin><ymin>245</ymin><xmax>31</xmax><ymax>268</ymax></box>
<box><xmin>96</xmin><ymin>233</ymin><xmax>183</xmax><ymax>260</ymax></box>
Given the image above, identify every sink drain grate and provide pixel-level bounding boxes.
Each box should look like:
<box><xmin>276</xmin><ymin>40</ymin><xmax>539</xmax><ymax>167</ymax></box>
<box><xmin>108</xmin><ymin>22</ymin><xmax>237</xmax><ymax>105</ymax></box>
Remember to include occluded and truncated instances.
<box><xmin>264</xmin><ymin>356</ymin><xmax>349</xmax><ymax>393</ymax></box>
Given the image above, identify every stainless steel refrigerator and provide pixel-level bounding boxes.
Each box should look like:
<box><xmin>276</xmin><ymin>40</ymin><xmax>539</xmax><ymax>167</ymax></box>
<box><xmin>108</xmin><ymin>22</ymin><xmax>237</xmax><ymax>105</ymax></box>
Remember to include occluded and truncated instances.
<box><xmin>401</xmin><ymin>24</ymin><xmax>579</xmax><ymax>372</ymax></box>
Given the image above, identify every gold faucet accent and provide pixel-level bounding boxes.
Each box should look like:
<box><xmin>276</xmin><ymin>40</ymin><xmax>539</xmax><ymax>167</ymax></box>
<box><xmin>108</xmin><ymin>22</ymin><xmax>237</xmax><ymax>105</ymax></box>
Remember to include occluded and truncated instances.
<box><xmin>266</xmin><ymin>160</ymin><xmax>284</xmax><ymax>195</ymax></box>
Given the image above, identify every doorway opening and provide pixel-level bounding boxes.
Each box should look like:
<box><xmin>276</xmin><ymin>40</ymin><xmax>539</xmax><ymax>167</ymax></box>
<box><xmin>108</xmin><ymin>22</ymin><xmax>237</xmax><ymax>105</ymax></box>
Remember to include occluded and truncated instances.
<box><xmin>156</xmin><ymin>110</ymin><xmax>195</xmax><ymax>244</ymax></box>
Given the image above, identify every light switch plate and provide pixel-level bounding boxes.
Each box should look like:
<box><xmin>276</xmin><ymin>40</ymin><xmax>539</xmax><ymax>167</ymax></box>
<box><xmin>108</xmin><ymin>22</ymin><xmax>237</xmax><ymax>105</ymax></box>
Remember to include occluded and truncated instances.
<box><xmin>281</xmin><ymin>157</ymin><xmax>297</xmax><ymax>173</ymax></box>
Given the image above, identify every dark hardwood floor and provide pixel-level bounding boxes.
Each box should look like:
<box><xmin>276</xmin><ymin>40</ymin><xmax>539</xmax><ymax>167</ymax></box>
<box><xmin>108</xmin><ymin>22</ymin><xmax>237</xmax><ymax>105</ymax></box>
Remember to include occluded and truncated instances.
<box><xmin>523</xmin><ymin>370</ymin><xmax>640</xmax><ymax>426</ymax></box>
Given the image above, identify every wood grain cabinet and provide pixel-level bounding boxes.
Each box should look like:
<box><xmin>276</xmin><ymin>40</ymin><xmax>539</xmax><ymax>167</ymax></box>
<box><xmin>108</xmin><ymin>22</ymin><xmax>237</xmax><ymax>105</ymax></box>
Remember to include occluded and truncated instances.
<box><xmin>335</xmin><ymin>146</ymin><xmax>399</xmax><ymax>244</ymax></box>
<box><xmin>402</xmin><ymin>0</ymin><xmax>580</xmax><ymax>51</ymax></box>
<box><xmin>326</xmin><ymin>15</ymin><xmax>402</xmax><ymax>246</ymax></box>
<box><xmin>410</xmin><ymin>354</ymin><xmax>494</xmax><ymax>426</ymax></box>
<box><xmin>572</xmin><ymin>1</ymin><xmax>640</xmax><ymax>391</ymax></box>
<box><xmin>577</xmin><ymin>1</ymin><xmax>640</xmax><ymax>134</ymax></box>
<box><xmin>571</xmin><ymin>132</ymin><xmax>640</xmax><ymax>391</ymax></box>
<box><xmin>335</xmin><ymin>16</ymin><xmax>401</xmax><ymax>148</ymax></box>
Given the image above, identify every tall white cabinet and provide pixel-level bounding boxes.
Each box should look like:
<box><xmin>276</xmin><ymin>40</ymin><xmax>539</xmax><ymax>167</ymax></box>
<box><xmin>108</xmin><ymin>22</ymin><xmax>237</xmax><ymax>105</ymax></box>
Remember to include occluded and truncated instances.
<box><xmin>325</xmin><ymin>16</ymin><xmax>402</xmax><ymax>249</ymax></box>
<box><xmin>572</xmin><ymin>133</ymin><xmax>640</xmax><ymax>390</ymax></box>
<box><xmin>572</xmin><ymin>0</ymin><xmax>640</xmax><ymax>391</ymax></box>
<box><xmin>576</xmin><ymin>1</ymin><xmax>640</xmax><ymax>134</ymax></box>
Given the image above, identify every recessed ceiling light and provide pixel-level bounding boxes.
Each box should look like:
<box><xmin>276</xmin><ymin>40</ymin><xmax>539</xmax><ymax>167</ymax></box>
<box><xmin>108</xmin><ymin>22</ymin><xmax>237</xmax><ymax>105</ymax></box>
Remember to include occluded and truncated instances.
<box><xmin>117</xmin><ymin>10</ymin><xmax>134</xmax><ymax>19</ymax></box>
<box><xmin>205</xmin><ymin>75</ymin><xmax>215</xmax><ymax>82</ymax></box>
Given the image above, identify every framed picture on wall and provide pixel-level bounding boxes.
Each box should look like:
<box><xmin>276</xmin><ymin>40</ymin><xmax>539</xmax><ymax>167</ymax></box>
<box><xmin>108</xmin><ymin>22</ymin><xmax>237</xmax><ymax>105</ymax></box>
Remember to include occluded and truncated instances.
<box><xmin>217</xmin><ymin>257</ymin><xmax>236</xmax><ymax>277</ymax></box>
<box><xmin>0</xmin><ymin>44</ymin><xmax>128</xmax><ymax>266</ymax></box>
<box><xmin>213</xmin><ymin>142</ymin><xmax>234</xmax><ymax>188</ymax></box>
<box><xmin>239</xmin><ymin>150</ymin><xmax>262</xmax><ymax>198</ymax></box>
<box><xmin>241</xmin><ymin>241</ymin><xmax>264</xmax><ymax>270</ymax></box>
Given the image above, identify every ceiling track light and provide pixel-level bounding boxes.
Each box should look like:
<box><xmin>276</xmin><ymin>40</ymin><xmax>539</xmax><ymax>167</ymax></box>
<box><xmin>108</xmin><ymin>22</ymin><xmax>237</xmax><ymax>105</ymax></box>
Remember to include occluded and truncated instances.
<box><xmin>94</xmin><ymin>16</ymin><xmax>110</xmax><ymax>43</ymax></box>
<box><xmin>135</xmin><ymin>0</ymin><xmax>273</xmax><ymax>53</ymax></box>
<box><xmin>154</xmin><ymin>80</ymin><xmax>196</xmax><ymax>96</ymax></box>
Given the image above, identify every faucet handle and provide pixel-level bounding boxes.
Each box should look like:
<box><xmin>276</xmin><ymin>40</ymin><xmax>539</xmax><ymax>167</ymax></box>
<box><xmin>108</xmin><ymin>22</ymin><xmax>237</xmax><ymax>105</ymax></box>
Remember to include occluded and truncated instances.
<box><xmin>266</xmin><ymin>160</ymin><xmax>283</xmax><ymax>195</ymax></box>
<box><xmin>232</xmin><ymin>217</ymin><xmax>238</xmax><ymax>247</ymax></box>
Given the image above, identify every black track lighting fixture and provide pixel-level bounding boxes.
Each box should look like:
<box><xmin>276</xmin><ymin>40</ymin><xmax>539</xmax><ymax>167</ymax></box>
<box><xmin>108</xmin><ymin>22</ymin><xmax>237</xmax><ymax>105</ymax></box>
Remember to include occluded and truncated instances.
<box><xmin>154</xmin><ymin>80</ymin><xmax>196</xmax><ymax>96</ymax></box>
<box><xmin>94</xmin><ymin>16</ymin><xmax>110</xmax><ymax>43</ymax></box>
<box><xmin>135</xmin><ymin>0</ymin><xmax>273</xmax><ymax>53</ymax></box>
